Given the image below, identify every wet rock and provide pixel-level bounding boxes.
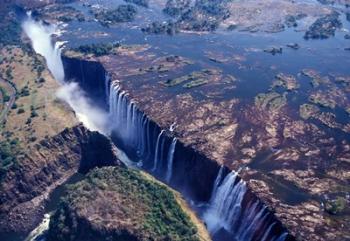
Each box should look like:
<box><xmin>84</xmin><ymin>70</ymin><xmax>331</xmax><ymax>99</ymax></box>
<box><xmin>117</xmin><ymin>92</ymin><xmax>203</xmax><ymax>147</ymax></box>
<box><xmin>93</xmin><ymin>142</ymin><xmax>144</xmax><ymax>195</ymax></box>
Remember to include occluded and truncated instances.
<box><xmin>124</xmin><ymin>0</ymin><xmax>149</xmax><ymax>8</ymax></box>
<box><xmin>317</xmin><ymin>0</ymin><xmax>335</xmax><ymax>5</ymax></box>
<box><xmin>286</xmin><ymin>43</ymin><xmax>300</xmax><ymax>49</ymax></box>
<box><xmin>264</xmin><ymin>46</ymin><xmax>283</xmax><ymax>55</ymax></box>
<box><xmin>227</xmin><ymin>24</ymin><xmax>238</xmax><ymax>31</ymax></box>
<box><xmin>301</xmin><ymin>69</ymin><xmax>319</xmax><ymax>79</ymax></box>
<box><xmin>299</xmin><ymin>104</ymin><xmax>320</xmax><ymax>120</ymax></box>
<box><xmin>301</xmin><ymin>69</ymin><xmax>330</xmax><ymax>87</ymax></box>
<box><xmin>309</xmin><ymin>91</ymin><xmax>336</xmax><ymax>109</ymax></box>
<box><xmin>317</xmin><ymin>112</ymin><xmax>341</xmax><ymax>129</ymax></box>
<box><xmin>272</xmin><ymin>73</ymin><xmax>300</xmax><ymax>91</ymax></box>
<box><xmin>304</xmin><ymin>12</ymin><xmax>342</xmax><ymax>39</ymax></box>
<box><xmin>255</xmin><ymin>91</ymin><xmax>287</xmax><ymax>112</ymax></box>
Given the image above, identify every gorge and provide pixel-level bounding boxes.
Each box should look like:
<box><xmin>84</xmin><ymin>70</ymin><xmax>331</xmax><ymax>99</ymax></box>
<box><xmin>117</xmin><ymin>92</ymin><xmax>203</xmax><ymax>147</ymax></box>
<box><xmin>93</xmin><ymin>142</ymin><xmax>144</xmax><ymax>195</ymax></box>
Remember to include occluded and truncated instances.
<box><xmin>22</xmin><ymin>12</ymin><xmax>291</xmax><ymax>241</ymax></box>
<box><xmin>1</xmin><ymin>0</ymin><xmax>350</xmax><ymax>241</ymax></box>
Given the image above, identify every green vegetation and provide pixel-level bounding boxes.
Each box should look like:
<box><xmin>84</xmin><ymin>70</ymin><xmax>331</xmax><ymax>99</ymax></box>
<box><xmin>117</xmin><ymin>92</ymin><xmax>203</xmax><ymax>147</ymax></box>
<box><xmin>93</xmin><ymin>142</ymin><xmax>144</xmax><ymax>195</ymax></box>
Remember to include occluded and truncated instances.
<box><xmin>57</xmin><ymin>16</ymin><xmax>74</xmax><ymax>23</ymax></box>
<box><xmin>299</xmin><ymin>104</ymin><xmax>320</xmax><ymax>120</ymax></box>
<box><xmin>0</xmin><ymin>138</ymin><xmax>20</xmax><ymax>181</ymax></box>
<box><xmin>75</xmin><ymin>42</ymin><xmax>121</xmax><ymax>57</ymax></box>
<box><xmin>163</xmin><ymin>0</ymin><xmax>190</xmax><ymax>17</ymax></box>
<box><xmin>94</xmin><ymin>5</ymin><xmax>137</xmax><ymax>26</ymax></box>
<box><xmin>325</xmin><ymin>196</ymin><xmax>347</xmax><ymax>215</ymax></box>
<box><xmin>255</xmin><ymin>92</ymin><xmax>287</xmax><ymax>112</ymax></box>
<box><xmin>176</xmin><ymin>0</ymin><xmax>230</xmax><ymax>31</ymax></box>
<box><xmin>11</xmin><ymin>103</ymin><xmax>17</xmax><ymax>109</ymax></box>
<box><xmin>17</xmin><ymin>108</ymin><xmax>24</xmax><ymax>114</ymax></box>
<box><xmin>141</xmin><ymin>21</ymin><xmax>179</xmax><ymax>35</ymax></box>
<box><xmin>48</xmin><ymin>166</ymin><xmax>199</xmax><ymax>241</ymax></box>
<box><xmin>0</xmin><ymin>17</ymin><xmax>21</xmax><ymax>46</ymax></box>
<box><xmin>30</xmin><ymin>106</ymin><xmax>38</xmax><ymax>118</ymax></box>
<box><xmin>0</xmin><ymin>86</ymin><xmax>10</xmax><ymax>102</ymax></box>
<box><xmin>19</xmin><ymin>86</ymin><xmax>30</xmax><ymax>97</ymax></box>
<box><xmin>183</xmin><ymin>78</ymin><xmax>208</xmax><ymax>88</ymax></box>
<box><xmin>164</xmin><ymin>69</ymin><xmax>214</xmax><ymax>88</ymax></box>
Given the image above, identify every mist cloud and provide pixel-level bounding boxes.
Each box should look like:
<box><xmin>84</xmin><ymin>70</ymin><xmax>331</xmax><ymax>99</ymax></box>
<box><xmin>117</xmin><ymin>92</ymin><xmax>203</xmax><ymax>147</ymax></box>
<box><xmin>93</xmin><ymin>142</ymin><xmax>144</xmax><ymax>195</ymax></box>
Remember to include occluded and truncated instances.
<box><xmin>22</xmin><ymin>14</ymin><xmax>110</xmax><ymax>134</ymax></box>
<box><xmin>56</xmin><ymin>82</ymin><xmax>109</xmax><ymax>134</ymax></box>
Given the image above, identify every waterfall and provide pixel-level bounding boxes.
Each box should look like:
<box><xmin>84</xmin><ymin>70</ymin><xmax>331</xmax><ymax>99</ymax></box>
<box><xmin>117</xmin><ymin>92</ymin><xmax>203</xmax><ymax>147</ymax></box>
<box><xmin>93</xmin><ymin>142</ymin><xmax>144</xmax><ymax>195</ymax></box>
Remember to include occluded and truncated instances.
<box><xmin>21</xmin><ymin>11</ymin><xmax>290</xmax><ymax>241</ymax></box>
<box><xmin>109</xmin><ymin>82</ymin><xmax>150</xmax><ymax>159</ymax></box>
<box><xmin>22</xmin><ymin>14</ymin><xmax>109</xmax><ymax>134</ymax></box>
<box><xmin>104</xmin><ymin>46</ymin><xmax>289</xmax><ymax>241</ymax></box>
<box><xmin>152</xmin><ymin>130</ymin><xmax>165</xmax><ymax>172</ymax></box>
<box><xmin>22</xmin><ymin>14</ymin><xmax>64</xmax><ymax>83</ymax></box>
<box><xmin>203</xmin><ymin>168</ymin><xmax>288</xmax><ymax>241</ymax></box>
<box><xmin>24</xmin><ymin>213</ymin><xmax>51</xmax><ymax>241</ymax></box>
<box><xmin>108</xmin><ymin>82</ymin><xmax>179</xmax><ymax>183</ymax></box>
<box><xmin>105</xmin><ymin>73</ymin><xmax>110</xmax><ymax>103</ymax></box>
<box><xmin>165</xmin><ymin>138</ymin><xmax>177</xmax><ymax>183</ymax></box>
<box><xmin>203</xmin><ymin>171</ymin><xmax>246</xmax><ymax>233</ymax></box>
<box><xmin>261</xmin><ymin>223</ymin><xmax>277</xmax><ymax>241</ymax></box>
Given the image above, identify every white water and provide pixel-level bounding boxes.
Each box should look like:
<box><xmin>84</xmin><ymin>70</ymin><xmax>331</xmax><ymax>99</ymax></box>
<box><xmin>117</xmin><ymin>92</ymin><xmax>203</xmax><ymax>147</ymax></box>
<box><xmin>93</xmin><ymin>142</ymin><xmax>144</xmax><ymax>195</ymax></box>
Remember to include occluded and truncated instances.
<box><xmin>22</xmin><ymin>17</ymin><xmax>64</xmax><ymax>83</ymax></box>
<box><xmin>165</xmin><ymin>138</ymin><xmax>177</xmax><ymax>183</ymax></box>
<box><xmin>22</xmin><ymin>14</ymin><xmax>290</xmax><ymax>240</ymax></box>
<box><xmin>108</xmin><ymin>82</ymin><xmax>180</xmax><ymax>184</ymax></box>
<box><xmin>56</xmin><ymin>82</ymin><xmax>109</xmax><ymax>133</ymax></box>
<box><xmin>152</xmin><ymin>130</ymin><xmax>165</xmax><ymax>172</ymax></box>
<box><xmin>203</xmin><ymin>167</ymin><xmax>288</xmax><ymax>241</ymax></box>
<box><xmin>25</xmin><ymin>213</ymin><xmax>51</xmax><ymax>241</ymax></box>
<box><xmin>107</xmin><ymin>81</ymin><xmax>290</xmax><ymax>240</ymax></box>
<box><xmin>22</xmin><ymin>14</ymin><xmax>109</xmax><ymax>134</ymax></box>
<box><xmin>109</xmin><ymin>82</ymin><xmax>156</xmax><ymax>161</ymax></box>
<box><xmin>203</xmin><ymin>170</ymin><xmax>246</xmax><ymax>234</ymax></box>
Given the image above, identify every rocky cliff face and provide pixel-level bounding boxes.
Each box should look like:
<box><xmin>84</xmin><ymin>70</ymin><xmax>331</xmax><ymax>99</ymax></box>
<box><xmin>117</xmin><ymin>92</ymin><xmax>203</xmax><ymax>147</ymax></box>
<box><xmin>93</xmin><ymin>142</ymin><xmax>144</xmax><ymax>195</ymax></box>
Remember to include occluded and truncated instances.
<box><xmin>0</xmin><ymin>124</ymin><xmax>122</xmax><ymax>234</ymax></box>
<box><xmin>62</xmin><ymin>54</ymin><xmax>294</xmax><ymax>241</ymax></box>
<box><xmin>62</xmin><ymin>56</ymin><xmax>107</xmax><ymax>109</ymax></box>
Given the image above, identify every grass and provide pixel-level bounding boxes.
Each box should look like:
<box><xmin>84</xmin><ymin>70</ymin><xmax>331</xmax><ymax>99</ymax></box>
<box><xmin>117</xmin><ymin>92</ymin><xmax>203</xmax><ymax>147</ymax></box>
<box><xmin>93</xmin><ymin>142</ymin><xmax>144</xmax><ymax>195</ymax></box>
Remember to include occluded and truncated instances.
<box><xmin>0</xmin><ymin>138</ymin><xmax>22</xmax><ymax>181</ymax></box>
<box><xmin>164</xmin><ymin>69</ymin><xmax>215</xmax><ymax>88</ymax></box>
<box><xmin>0</xmin><ymin>46</ymin><xmax>78</xmax><ymax>182</ymax></box>
<box><xmin>48</xmin><ymin>166</ymin><xmax>202</xmax><ymax>241</ymax></box>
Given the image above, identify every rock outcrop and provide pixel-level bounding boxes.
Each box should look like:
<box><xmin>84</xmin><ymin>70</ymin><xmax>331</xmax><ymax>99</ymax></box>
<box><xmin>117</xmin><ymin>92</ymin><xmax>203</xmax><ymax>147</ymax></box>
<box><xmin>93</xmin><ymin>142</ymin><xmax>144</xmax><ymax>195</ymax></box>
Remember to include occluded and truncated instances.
<box><xmin>0</xmin><ymin>124</ymin><xmax>122</xmax><ymax>234</ymax></box>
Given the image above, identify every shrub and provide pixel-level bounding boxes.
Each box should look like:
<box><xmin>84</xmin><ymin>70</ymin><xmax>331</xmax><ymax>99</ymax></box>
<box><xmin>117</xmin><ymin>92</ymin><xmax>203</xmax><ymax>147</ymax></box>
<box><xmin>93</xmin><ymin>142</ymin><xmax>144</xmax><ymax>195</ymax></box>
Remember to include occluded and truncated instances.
<box><xmin>11</xmin><ymin>103</ymin><xmax>17</xmax><ymax>109</ymax></box>
<box><xmin>17</xmin><ymin>108</ymin><xmax>24</xmax><ymax>114</ymax></box>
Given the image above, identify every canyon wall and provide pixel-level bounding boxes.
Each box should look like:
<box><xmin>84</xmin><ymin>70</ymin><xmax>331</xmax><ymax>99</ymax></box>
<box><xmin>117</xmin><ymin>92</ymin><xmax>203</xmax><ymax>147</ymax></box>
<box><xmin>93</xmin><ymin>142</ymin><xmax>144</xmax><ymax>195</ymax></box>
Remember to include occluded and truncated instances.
<box><xmin>62</xmin><ymin>56</ymin><xmax>107</xmax><ymax>109</ymax></box>
<box><xmin>0</xmin><ymin>124</ymin><xmax>122</xmax><ymax>234</ymax></box>
<box><xmin>62</xmin><ymin>56</ymin><xmax>295</xmax><ymax>241</ymax></box>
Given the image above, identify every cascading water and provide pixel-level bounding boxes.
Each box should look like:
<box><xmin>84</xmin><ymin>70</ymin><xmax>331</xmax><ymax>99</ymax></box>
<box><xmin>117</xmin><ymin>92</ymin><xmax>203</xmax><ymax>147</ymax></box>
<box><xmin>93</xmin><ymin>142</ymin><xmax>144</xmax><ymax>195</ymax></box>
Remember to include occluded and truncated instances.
<box><xmin>105</xmin><ymin>77</ymin><xmax>290</xmax><ymax>241</ymax></box>
<box><xmin>152</xmin><ymin>130</ymin><xmax>165</xmax><ymax>172</ymax></box>
<box><xmin>203</xmin><ymin>169</ymin><xmax>246</xmax><ymax>234</ymax></box>
<box><xmin>22</xmin><ymin>14</ymin><xmax>109</xmax><ymax>134</ymax></box>
<box><xmin>202</xmin><ymin>166</ymin><xmax>288</xmax><ymax>241</ymax></box>
<box><xmin>108</xmin><ymin>82</ymin><xmax>180</xmax><ymax>184</ymax></box>
<box><xmin>109</xmin><ymin>82</ymin><xmax>149</xmax><ymax>154</ymax></box>
<box><xmin>165</xmin><ymin>138</ymin><xmax>177</xmax><ymax>183</ymax></box>
<box><xmin>22</xmin><ymin>14</ymin><xmax>64</xmax><ymax>83</ymax></box>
